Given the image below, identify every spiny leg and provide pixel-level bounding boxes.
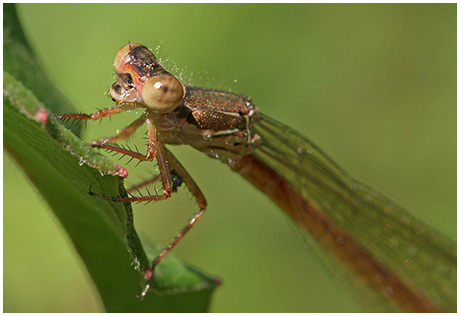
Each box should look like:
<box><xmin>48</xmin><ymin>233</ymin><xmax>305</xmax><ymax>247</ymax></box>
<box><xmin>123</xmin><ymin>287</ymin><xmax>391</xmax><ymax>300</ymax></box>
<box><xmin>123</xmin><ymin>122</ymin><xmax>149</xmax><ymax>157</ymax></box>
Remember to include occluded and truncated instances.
<box><xmin>163</xmin><ymin>148</ymin><xmax>207</xmax><ymax>210</ymax></box>
<box><xmin>80</xmin><ymin>114</ymin><xmax>207</xmax><ymax>297</ymax></box>
<box><xmin>126</xmin><ymin>174</ymin><xmax>162</xmax><ymax>193</ymax></box>
<box><xmin>140</xmin><ymin>147</ymin><xmax>207</xmax><ymax>298</ymax></box>
<box><xmin>126</xmin><ymin>169</ymin><xmax>183</xmax><ymax>193</ymax></box>
<box><xmin>91</xmin><ymin>113</ymin><xmax>147</xmax><ymax>146</ymax></box>
<box><xmin>89</xmin><ymin>119</ymin><xmax>172</xmax><ymax>203</ymax></box>
<box><xmin>94</xmin><ymin>118</ymin><xmax>157</xmax><ymax>162</ymax></box>
<box><xmin>54</xmin><ymin>102</ymin><xmax>142</xmax><ymax>121</ymax></box>
<box><xmin>54</xmin><ymin>104</ymin><xmax>145</xmax><ymax>178</ymax></box>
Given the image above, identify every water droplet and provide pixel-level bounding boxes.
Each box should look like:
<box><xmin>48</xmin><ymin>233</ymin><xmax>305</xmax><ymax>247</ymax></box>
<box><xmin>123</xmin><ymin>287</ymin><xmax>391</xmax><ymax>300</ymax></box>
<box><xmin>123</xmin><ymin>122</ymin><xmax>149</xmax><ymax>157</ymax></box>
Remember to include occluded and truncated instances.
<box><xmin>383</xmin><ymin>287</ymin><xmax>394</xmax><ymax>297</ymax></box>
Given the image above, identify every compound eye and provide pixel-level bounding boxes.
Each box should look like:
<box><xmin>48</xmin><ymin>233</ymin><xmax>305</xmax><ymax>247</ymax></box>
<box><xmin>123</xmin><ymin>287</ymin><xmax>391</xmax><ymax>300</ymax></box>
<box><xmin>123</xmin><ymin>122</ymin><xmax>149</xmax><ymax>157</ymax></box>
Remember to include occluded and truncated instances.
<box><xmin>113</xmin><ymin>43</ymin><xmax>144</xmax><ymax>73</ymax></box>
<box><xmin>141</xmin><ymin>75</ymin><xmax>185</xmax><ymax>113</ymax></box>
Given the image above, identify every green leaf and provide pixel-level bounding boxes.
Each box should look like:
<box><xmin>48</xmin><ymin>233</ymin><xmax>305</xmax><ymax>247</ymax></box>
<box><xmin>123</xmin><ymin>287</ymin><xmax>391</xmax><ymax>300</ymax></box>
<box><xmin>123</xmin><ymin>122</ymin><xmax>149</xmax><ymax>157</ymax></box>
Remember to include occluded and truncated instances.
<box><xmin>3</xmin><ymin>4</ymin><xmax>218</xmax><ymax>312</ymax></box>
<box><xmin>3</xmin><ymin>3</ymin><xmax>79</xmax><ymax>133</ymax></box>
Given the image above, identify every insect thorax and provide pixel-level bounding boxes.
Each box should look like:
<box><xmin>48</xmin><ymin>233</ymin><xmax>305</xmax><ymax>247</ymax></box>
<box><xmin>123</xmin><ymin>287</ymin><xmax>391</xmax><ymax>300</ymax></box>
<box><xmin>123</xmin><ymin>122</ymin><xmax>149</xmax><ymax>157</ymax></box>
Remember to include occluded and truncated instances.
<box><xmin>151</xmin><ymin>86</ymin><xmax>261</xmax><ymax>163</ymax></box>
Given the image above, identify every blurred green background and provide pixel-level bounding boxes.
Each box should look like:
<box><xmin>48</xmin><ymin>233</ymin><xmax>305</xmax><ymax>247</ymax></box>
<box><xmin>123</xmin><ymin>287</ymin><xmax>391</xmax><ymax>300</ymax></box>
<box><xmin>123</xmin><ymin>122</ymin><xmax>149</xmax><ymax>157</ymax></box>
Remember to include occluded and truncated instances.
<box><xmin>4</xmin><ymin>3</ymin><xmax>456</xmax><ymax>312</ymax></box>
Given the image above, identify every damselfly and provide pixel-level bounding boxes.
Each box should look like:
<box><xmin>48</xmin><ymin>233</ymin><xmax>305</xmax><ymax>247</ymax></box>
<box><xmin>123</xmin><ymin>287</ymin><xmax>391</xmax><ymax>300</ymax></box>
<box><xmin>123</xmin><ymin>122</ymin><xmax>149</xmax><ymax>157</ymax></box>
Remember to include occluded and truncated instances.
<box><xmin>55</xmin><ymin>43</ymin><xmax>456</xmax><ymax>312</ymax></box>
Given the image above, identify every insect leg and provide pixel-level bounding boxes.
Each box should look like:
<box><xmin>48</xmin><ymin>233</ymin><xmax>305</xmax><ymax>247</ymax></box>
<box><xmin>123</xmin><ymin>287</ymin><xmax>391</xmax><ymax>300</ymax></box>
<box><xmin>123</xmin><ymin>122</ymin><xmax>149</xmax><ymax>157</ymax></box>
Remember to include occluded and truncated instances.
<box><xmin>140</xmin><ymin>147</ymin><xmax>207</xmax><ymax>298</ymax></box>
<box><xmin>54</xmin><ymin>102</ymin><xmax>142</xmax><ymax>121</ymax></box>
<box><xmin>94</xmin><ymin>118</ymin><xmax>157</xmax><ymax>162</ymax></box>
<box><xmin>91</xmin><ymin>113</ymin><xmax>147</xmax><ymax>146</ymax></box>
<box><xmin>89</xmin><ymin>119</ymin><xmax>172</xmax><ymax>203</ymax></box>
<box><xmin>126</xmin><ymin>170</ymin><xmax>182</xmax><ymax>193</ymax></box>
<box><xmin>163</xmin><ymin>148</ymin><xmax>207</xmax><ymax>210</ymax></box>
<box><xmin>126</xmin><ymin>174</ymin><xmax>162</xmax><ymax>193</ymax></box>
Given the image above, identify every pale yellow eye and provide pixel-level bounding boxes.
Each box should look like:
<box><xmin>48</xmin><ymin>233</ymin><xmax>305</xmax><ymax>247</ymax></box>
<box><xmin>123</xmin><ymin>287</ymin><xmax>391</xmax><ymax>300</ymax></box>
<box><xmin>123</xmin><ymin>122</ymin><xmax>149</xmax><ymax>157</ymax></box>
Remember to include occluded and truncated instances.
<box><xmin>141</xmin><ymin>75</ymin><xmax>185</xmax><ymax>113</ymax></box>
<box><xmin>113</xmin><ymin>43</ymin><xmax>144</xmax><ymax>73</ymax></box>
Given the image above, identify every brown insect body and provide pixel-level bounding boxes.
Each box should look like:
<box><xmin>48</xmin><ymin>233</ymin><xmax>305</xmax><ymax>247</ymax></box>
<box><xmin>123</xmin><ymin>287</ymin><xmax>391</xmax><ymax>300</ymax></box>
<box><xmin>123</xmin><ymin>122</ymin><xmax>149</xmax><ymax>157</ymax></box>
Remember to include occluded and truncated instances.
<box><xmin>151</xmin><ymin>86</ymin><xmax>260</xmax><ymax>162</ymax></box>
<box><xmin>54</xmin><ymin>43</ymin><xmax>456</xmax><ymax>311</ymax></box>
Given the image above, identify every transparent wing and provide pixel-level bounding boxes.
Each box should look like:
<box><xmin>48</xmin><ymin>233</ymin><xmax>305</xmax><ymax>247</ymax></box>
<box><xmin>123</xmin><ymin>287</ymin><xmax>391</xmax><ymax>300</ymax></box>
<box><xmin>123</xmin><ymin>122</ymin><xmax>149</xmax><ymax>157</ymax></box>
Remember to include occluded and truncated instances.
<box><xmin>248</xmin><ymin>113</ymin><xmax>456</xmax><ymax>312</ymax></box>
